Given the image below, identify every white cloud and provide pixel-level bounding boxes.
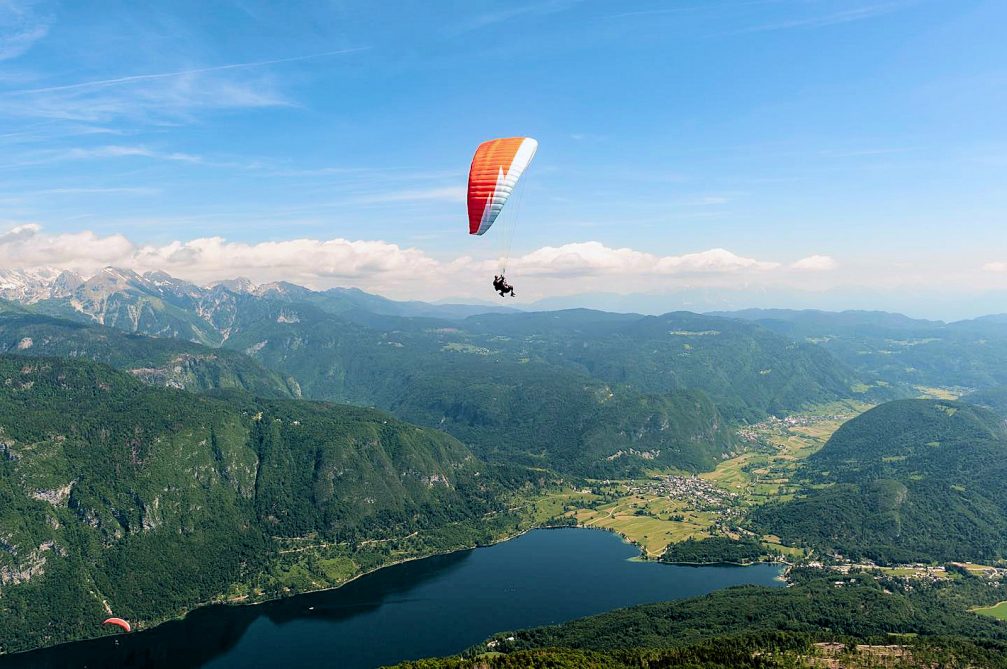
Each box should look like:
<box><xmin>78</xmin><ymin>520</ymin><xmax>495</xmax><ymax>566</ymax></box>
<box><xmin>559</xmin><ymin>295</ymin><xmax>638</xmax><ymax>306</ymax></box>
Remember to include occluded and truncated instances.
<box><xmin>791</xmin><ymin>255</ymin><xmax>839</xmax><ymax>271</ymax></box>
<box><xmin>982</xmin><ymin>262</ymin><xmax>1007</xmax><ymax>273</ymax></box>
<box><xmin>0</xmin><ymin>223</ymin><xmax>135</xmax><ymax>269</ymax></box>
<box><xmin>657</xmin><ymin>247</ymin><xmax>779</xmax><ymax>273</ymax></box>
<box><xmin>0</xmin><ymin>223</ymin><xmax>437</xmax><ymax>290</ymax></box>
<box><xmin>0</xmin><ymin>223</ymin><xmax>844</xmax><ymax>300</ymax></box>
<box><xmin>507</xmin><ymin>243</ymin><xmax>778</xmax><ymax>277</ymax></box>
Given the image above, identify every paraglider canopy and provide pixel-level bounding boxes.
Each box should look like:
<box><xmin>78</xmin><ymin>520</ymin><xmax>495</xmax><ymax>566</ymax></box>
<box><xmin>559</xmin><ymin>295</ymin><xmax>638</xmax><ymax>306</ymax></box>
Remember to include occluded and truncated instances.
<box><xmin>103</xmin><ymin>618</ymin><xmax>131</xmax><ymax>633</ymax></box>
<box><xmin>467</xmin><ymin>137</ymin><xmax>538</xmax><ymax>236</ymax></box>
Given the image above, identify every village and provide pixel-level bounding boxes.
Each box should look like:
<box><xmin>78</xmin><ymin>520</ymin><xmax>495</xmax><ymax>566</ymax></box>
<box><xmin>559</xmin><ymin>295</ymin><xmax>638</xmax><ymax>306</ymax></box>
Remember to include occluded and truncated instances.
<box><xmin>640</xmin><ymin>474</ymin><xmax>740</xmax><ymax>510</ymax></box>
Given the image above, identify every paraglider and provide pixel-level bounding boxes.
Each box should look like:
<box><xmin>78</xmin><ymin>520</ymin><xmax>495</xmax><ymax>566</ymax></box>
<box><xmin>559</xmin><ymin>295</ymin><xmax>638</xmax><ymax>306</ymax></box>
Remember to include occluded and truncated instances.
<box><xmin>467</xmin><ymin>137</ymin><xmax>538</xmax><ymax>296</ymax></box>
<box><xmin>492</xmin><ymin>274</ymin><xmax>515</xmax><ymax>297</ymax></box>
<box><xmin>103</xmin><ymin>617</ymin><xmax>131</xmax><ymax>633</ymax></box>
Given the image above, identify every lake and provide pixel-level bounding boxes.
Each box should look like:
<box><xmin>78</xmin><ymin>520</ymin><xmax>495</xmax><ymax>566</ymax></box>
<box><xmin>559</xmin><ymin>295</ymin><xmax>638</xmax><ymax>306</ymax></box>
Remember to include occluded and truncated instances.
<box><xmin>1</xmin><ymin>529</ymin><xmax>784</xmax><ymax>669</ymax></box>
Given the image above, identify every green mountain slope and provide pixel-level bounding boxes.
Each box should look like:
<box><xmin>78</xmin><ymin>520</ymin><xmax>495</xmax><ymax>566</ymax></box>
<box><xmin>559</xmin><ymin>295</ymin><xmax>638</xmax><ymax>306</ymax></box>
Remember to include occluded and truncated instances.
<box><xmin>963</xmin><ymin>386</ymin><xmax>1007</xmax><ymax>416</ymax></box>
<box><xmin>218</xmin><ymin>301</ymin><xmax>736</xmax><ymax>475</ymax></box>
<box><xmin>462</xmin><ymin>310</ymin><xmax>866</xmax><ymax>420</ymax></box>
<box><xmin>754</xmin><ymin>400</ymin><xmax>1007</xmax><ymax>562</ymax></box>
<box><xmin>0</xmin><ymin>311</ymin><xmax>296</xmax><ymax>397</ymax></box>
<box><xmin>715</xmin><ymin>308</ymin><xmax>1007</xmax><ymax>390</ymax></box>
<box><xmin>0</xmin><ymin>356</ymin><xmax>515</xmax><ymax>654</ymax></box>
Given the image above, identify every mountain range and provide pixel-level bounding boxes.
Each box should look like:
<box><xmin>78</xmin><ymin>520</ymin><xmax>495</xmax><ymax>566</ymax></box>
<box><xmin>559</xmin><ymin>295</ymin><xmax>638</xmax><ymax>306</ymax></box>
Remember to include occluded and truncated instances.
<box><xmin>0</xmin><ymin>267</ymin><xmax>885</xmax><ymax>475</ymax></box>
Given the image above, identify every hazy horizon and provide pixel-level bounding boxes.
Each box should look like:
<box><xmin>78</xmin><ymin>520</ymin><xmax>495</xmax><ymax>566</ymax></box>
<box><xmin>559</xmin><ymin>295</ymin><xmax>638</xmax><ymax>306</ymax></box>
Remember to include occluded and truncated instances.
<box><xmin>3</xmin><ymin>263</ymin><xmax>1000</xmax><ymax>322</ymax></box>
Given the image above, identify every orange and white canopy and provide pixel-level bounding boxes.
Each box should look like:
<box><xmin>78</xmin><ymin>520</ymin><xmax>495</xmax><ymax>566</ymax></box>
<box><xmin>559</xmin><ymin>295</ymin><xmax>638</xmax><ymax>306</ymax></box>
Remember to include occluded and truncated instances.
<box><xmin>467</xmin><ymin>137</ymin><xmax>538</xmax><ymax>236</ymax></box>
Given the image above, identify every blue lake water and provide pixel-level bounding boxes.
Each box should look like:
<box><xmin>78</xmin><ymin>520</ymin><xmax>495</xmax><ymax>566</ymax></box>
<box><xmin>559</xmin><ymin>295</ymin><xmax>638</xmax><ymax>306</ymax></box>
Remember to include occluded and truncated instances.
<box><xmin>2</xmin><ymin>529</ymin><xmax>783</xmax><ymax>669</ymax></box>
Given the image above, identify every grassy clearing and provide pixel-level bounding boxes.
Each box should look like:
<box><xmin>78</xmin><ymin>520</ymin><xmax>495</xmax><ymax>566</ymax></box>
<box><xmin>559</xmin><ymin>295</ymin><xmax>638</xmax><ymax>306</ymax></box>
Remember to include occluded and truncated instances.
<box><xmin>317</xmin><ymin>557</ymin><xmax>358</xmax><ymax>582</ymax></box>
<box><xmin>914</xmin><ymin>385</ymin><xmax>961</xmax><ymax>400</ymax></box>
<box><xmin>571</xmin><ymin>495</ymin><xmax>719</xmax><ymax>558</ymax></box>
<box><xmin>761</xmin><ymin>536</ymin><xmax>805</xmax><ymax>558</ymax></box>
<box><xmin>523</xmin><ymin>490</ymin><xmax>601</xmax><ymax>524</ymax></box>
<box><xmin>973</xmin><ymin>601</ymin><xmax>1007</xmax><ymax>620</ymax></box>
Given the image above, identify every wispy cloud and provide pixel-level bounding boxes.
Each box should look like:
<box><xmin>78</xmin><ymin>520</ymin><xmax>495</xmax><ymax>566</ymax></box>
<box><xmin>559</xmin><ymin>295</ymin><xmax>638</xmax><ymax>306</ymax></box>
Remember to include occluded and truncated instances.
<box><xmin>0</xmin><ymin>0</ymin><xmax>50</xmax><ymax>61</ymax></box>
<box><xmin>0</xmin><ymin>75</ymin><xmax>289</xmax><ymax>123</ymax></box>
<box><xmin>449</xmin><ymin>0</ymin><xmax>582</xmax><ymax>34</ymax></box>
<box><xmin>819</xmin><ymin>147</ymin><xmax>915</xmax><ymax>158</ymax></box>
<box><xmin>5</xmin><ymin>47</ymin><xmax>366</xmax><ymax>96</ymax></box>
<box><xmin>603</xmin><ymin>0</ymin><xmax>782</xmax><ymax>22</ymax></box>
<box><xmin>732</xmin><ymin>2</ymin><xmax>911</xmax><ymax>34</ymax></box>
<box><xmin>17</xmin><ymin>186</ymin><xmax>160</xmax><ymax>196</ymax></box>
<box><xmin>63</xmin><ymin>145</ymin><xmax>203</xmax><ymax>162</ymax></box>
<box><xmin>354</xmin><ymin>186</ymin><xmax>466</xmax><ymax>205</ymax></box>
<box><xmin>0</xmin><ymin>144</ymin><xmax>210</xmax><ymax>170</ymax></box>
<box><xmin>0</xmin><ymin>47</ymin><xmax>367</xmax><ymax>124</ymax></box>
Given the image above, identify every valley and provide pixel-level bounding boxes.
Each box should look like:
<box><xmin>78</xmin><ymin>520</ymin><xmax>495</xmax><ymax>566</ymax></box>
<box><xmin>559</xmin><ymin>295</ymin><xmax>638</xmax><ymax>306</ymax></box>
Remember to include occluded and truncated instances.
<box><xmin>1</xmin><ymin>270</ymin><xmax>1007</xmax><ymax>667</ymax></box>
<box><xmin>529</xmin><ymin>401</ymin><xmax>871</xmax><ymax>559</ymax></box>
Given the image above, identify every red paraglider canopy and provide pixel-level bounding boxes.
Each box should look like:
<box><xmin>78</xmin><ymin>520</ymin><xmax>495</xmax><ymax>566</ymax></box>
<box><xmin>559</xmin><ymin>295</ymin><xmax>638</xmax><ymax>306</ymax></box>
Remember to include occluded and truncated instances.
<box><xmin>103</xmin><ymin>617</ymin><xmax>131</xmax><ymax>633</ymax></box>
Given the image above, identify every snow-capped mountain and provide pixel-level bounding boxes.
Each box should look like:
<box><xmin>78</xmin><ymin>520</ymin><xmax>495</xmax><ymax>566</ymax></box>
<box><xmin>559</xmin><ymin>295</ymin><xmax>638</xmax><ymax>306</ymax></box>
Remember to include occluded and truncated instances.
<box><xmin>0</xmin><ymin>266</ymin><xmax>515</xmax><ymax>345</ymax></box>
<box><xmin>0</xmin><ymin>268</ymin><xmax>83</xmax><ymax>303</ymax></box>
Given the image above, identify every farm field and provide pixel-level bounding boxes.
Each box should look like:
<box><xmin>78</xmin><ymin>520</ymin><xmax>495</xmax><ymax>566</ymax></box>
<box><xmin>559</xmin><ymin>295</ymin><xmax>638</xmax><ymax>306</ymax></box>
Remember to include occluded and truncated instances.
<box><xmin>572</xmin><ymin>493</ymin><xmax>721</xmax><ymax>558</ymax></box>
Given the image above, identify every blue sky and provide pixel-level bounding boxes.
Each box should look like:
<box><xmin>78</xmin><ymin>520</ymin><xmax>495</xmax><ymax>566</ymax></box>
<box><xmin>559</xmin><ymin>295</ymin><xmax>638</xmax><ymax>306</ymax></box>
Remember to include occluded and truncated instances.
<box><xmin>1</xmin><ymin>0</ymin><xmax>1005</xmax><ymax>315</ymax></box>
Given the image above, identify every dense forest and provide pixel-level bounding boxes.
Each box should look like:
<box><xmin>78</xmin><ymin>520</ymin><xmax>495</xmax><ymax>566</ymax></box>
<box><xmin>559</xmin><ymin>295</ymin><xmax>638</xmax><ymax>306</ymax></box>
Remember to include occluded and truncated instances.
<box><xmin>717</xmin><ymin>308</ymin><xmax>1007</xmax><ymax>390</ymax></box>
<box><xmin>754</xmin><ymin>400</ymin><xmax>1007</xmax><ymax>562</ymax></box>
<box><xmin>386</xmin><ymin>636</ymin><xmax>1007</xmax><ymax>669</ymax></box>
<box><xmin>661</xmin><ymin>537</ymin><xmax>773</xmax><ymax>564</ymax></box>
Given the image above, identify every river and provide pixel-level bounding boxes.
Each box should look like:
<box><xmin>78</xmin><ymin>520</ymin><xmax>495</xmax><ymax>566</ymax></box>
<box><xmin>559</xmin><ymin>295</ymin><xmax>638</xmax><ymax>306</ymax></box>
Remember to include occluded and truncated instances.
<box><xmin>1</xmin><ymin>529</ymin><xmax>784</xmax><ymax>669</ymax></box>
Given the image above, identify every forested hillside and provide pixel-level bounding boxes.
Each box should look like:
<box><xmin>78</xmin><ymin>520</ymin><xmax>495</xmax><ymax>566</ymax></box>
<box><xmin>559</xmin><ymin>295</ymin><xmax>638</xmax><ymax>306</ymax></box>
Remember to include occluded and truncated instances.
<box><xmin>462</xmin><ymin>310</ymin><xmax>864</xmax><ymax>421</ymax></box>
<box><xmin>0</xmin><ymin>356</ymin><xmax>523</xmax><ymax>654</ymax></box>
<box><xmin>0</xmin><ymin>309</ymin><xmax>296</xmax><ymax>397</ymax></box>
<box><xmin>964</xmin><ymin>386</ymin><xmax>1007</xmax><ymax>416</ymax></box>
<box><xmin>754</xmin><ymin>400</ymin><xmax>1007</xmax><ymax>562</ymax></box>
<box><xmin>716</xmin><ymin>308</ymin><xmax>1007</xmax><ymax>390</ymax></box>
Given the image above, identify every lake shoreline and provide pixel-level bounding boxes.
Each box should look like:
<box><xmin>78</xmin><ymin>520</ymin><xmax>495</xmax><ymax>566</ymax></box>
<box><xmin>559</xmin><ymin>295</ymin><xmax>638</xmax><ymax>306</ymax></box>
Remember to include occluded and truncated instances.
<box><xmin>0</xmin><ymin>524</ymin><xmax>541</xmax><ymax>659</ymax></box>
<box><xmin>578</xmin><ymin>523</ymin><xmax>793</xmax><ymax>570</ymax></box>
<box><xmin>0</xmin><ymin>521</ymin><xmax>787</xmax><ymax>661</ymax></box>
<box><xmin>0</xmin><ymin>528</ymin><xmax>786</xmax><ymax>669</ymax></box>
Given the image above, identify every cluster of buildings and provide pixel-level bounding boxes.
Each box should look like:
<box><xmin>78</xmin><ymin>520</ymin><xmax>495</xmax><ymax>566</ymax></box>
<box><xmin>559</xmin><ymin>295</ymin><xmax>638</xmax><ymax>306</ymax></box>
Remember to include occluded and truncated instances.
<box><xmin>643</xmin><ymin>475</ymin><xmax>739</xmax><ymax>510</ymax></box>
<box><xmin>736</xmin><ymin>412</ymin><xmax>853</xmax><ymax>445</ymax></box>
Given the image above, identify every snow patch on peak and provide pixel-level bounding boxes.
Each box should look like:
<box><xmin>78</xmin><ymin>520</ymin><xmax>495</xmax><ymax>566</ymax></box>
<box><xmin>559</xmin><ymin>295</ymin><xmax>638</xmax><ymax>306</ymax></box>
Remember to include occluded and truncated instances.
<box><xmin>210</xmin><ymin>277</ymin><xmax>257</xmax><ymax>294</ymax></box>
<box><xmin>0</xmin><ymin>267</ymin><xmax>66</xmax><ymax>303</ymax></box>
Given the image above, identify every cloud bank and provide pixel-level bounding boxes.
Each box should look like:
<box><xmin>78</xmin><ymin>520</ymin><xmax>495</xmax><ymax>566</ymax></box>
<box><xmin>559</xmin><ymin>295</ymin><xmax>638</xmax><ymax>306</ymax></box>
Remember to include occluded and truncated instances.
<box><xmin>0</xmin><ymin>223</ymin><xmax>846</xmax><ymax>300</ymax></box>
